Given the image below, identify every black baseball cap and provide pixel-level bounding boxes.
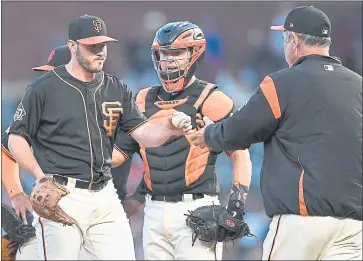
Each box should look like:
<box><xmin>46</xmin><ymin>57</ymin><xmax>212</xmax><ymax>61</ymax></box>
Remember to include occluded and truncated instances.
<box><xmin>68</xmin><ymin>14</ymin><xmax>118</xmax><ymax>45</ymax></box>
<box><xmin>32</xmin><ymin>45</ymin><xmax>71</xmax><ymax>71</ymax></box>
<box><xmin>271</xmin><ymin>6</ymin><xmax>331</xmax><ymax>38</ymax></box>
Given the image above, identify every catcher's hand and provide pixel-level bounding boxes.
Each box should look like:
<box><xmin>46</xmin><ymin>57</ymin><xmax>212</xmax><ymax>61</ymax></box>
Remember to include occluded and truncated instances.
<box><xmin>1</xmin><ymin>204</ymin><xmax>36</xmax><ymax>259</ymax></box>
<box><xmin>30</xmin><ymin>177</ymin><xmax>74</xmax><ymax>226</ymax></box>
<box><xmin>185</xmin><ymin>205</ymin><xmax>255</xmax><ymax>246</ymax></box>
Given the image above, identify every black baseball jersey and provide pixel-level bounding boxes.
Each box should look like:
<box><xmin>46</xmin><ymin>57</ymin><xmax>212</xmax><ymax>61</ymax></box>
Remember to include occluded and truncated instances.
<box><xmin>8</xmin><ymin>65</ymin><xmax>146</xmax><ymax>183</ymax></box>
<box><xmin>112</xmin><ymin>129</ymin><xmax>139</xmax><ymax>200</ymax></box>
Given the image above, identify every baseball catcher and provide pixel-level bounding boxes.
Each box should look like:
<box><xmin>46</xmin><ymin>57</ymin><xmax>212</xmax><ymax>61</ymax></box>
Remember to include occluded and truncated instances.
<box><xmin>30</xmin><ymin>177</ymin><xmax>74</xmax><ymax>226</ymax></box>
<box><xmin>1</xmin><ymin>204</ymin><xmax>36</xmax><ymax>260</ymax></box>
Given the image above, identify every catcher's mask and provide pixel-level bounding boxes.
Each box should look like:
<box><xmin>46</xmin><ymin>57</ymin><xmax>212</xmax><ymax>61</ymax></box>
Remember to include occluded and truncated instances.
<box><xmin>151</xmin><ymin>21</ymin><xmax>206</xmax><ymax>93</ymax></box>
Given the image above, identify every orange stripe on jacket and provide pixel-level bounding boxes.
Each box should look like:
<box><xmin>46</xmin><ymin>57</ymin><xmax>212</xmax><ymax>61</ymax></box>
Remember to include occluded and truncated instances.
<box><xmin>1</xmin><ymin>146</ymin><xmax>23</xmax><ymax>198</ymax></box>
<box><xmin>298</xmin><ymin>160</ymin><xmax>309</xmax><ymax>216</ymax></box>
<box><xmin>260</xmin><ymin>76</ymin><xmax>281</xmax><ymax>119</ymax></box>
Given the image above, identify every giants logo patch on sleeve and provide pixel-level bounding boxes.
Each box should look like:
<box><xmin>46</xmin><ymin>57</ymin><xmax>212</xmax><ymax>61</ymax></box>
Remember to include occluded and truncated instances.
<box><xmin>13</xmin><ymin>102</ymin><xmax>26</xmax><ymax>121</ymax></box>
<box><xmin>102</xmin><ymin>101</ymin><xmax>123</xmax><ymax>137</ymax></box>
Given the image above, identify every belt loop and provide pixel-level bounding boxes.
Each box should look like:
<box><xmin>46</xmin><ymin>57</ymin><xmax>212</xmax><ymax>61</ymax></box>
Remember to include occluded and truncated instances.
<box><xmin>183</xmin><ymin>194</ymin><xmax>193</xmax><ymax>202</ymax></box>
<box><xmin>66</xmin><ymin>178</ymin><xmax>77</xmax><ymax>189</ymax></box>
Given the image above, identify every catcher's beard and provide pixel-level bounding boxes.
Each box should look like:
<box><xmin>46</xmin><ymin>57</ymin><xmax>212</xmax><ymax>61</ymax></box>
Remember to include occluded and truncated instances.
<box><xmin>76</xmin><ymin>45</ymin><xmax>104</xmax><ymax>73</ymax></box>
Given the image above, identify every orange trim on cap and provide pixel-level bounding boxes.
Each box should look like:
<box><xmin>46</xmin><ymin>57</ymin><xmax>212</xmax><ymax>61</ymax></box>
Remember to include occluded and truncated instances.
<box><xmin>270</xmin><ymin>25</ymin><xmax>286</xmax><ymax>31</ymax></box>
<box><xmin>32</xmin><ymin>65</ymin><xmax>56</xmax><ymax>72</ymax></box>
<box><xmin>171</xmin><ymin>29</ymin><xmax>206</xmax><ymax>48</ymax></box>
<box><xmin>260</xmin><ymin>76</ymin><xmax>281</xmax><ymax>119</ymax></box>
<box><xmin>77</xmin><ymin>36</ymin><xmax>118</xmax><ymax>45</ymax></box>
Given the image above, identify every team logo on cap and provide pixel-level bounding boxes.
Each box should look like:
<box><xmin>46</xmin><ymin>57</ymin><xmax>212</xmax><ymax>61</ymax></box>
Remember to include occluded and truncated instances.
<box><xmin>322</xmin><ymin>29</ymin><xmax>328</xmax><ymax>35</ymax></box>
<box><xmin>48</xmin><ymin>50</ymin><xmax>55</xmax><ymax>62</ymax></box>
<box><xmin>289</xmin><ymin>22</ymin><xmax>294</xmax><ymax>28</ymax></box>
<box><xmin>93</xmin><ymin>20</ymin><xmax>102</xmax><ymax>33</ymax></box>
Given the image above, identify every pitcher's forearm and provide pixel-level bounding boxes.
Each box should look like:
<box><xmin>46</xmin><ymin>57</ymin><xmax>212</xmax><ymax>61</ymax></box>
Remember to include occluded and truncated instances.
<box><xmin>131</xmin><ymin>118</ymin><xmax>180</xmax><ymax>147</ymax></box>
<box><xmin>8</xmin><ymin>134</ymin><xmax>45</xmax><ymax>180</ymax></box>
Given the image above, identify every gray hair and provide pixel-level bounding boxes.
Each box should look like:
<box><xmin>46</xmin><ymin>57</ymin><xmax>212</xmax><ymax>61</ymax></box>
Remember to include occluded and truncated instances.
<box><xmin>283</xmin><ymin>30</ymin><xmax>331</xmax><ymax>48</ymax></box>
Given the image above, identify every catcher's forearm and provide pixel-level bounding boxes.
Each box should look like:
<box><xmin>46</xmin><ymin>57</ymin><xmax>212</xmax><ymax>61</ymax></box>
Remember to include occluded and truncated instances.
<box><xmin>8</xmin><ymin>134</ymin><xmax>45</xmax><ymax>180</ymax></box>
<box><xmin>230</xmin><ymin>149</ymin><xmax>252</xmax><ymax>201</ymax></box>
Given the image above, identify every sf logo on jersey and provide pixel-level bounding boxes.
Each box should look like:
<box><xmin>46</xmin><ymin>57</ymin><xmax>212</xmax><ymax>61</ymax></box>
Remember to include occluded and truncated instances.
<box><xmin>102</xmin><ymin>101</ymin><xmax>123</xmax><ymax>137</ymax></box>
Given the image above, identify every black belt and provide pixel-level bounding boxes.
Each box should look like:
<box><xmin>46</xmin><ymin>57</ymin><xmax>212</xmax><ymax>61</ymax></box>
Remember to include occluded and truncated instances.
<box><xmin>151</xmin><ymin>193</ymin><xmax>204</xmax><ymax>202</ymax></box>
<box><xmin>52</xmin><ymin>175</ymin><xmax>108</xmax><ymax>191</ymax></box>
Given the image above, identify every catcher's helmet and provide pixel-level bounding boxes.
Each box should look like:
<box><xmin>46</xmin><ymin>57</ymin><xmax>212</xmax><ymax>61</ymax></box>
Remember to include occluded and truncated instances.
<box><xmin>151</xmin><ymin>21</ymin><xmax>206</xmax><ymax>93</ymax></box>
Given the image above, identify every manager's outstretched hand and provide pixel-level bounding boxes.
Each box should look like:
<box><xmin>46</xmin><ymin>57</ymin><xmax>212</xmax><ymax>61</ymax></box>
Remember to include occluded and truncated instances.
<box><xmin>188</xmin><ymin>116</ymin><xmax>214</xmax><ymax>149</ymax></box>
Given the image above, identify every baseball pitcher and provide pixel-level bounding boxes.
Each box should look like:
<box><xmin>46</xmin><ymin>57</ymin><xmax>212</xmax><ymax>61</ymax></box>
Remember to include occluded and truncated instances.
<box><xmin>7</xmin><ymin>14</ymin><xmax>191</xmax><ymax>260</ymax></box>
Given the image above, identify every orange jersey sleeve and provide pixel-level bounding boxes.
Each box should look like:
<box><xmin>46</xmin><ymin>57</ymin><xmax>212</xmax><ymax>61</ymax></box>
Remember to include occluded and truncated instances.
<box><xmin>2</xmin><ymin>145</ymin><xmax>23</xmax><ymax>197</ymax></box>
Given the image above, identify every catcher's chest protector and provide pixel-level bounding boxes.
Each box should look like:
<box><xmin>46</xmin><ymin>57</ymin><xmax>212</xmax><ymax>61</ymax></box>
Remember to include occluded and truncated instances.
<box><xmin>137</xmin><ymin>81</ymin><xmax>218</xmax><ymax>194</ymax></box>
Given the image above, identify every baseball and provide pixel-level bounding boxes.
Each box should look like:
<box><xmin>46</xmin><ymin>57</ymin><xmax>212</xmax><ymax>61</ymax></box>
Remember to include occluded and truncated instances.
<box><xmin>171</xmin><ymin>112</ymin><xmax>190</xmax><ymax>127</ymax></box>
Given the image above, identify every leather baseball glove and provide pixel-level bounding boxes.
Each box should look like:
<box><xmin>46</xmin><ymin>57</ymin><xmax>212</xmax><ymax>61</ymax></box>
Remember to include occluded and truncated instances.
<box><xmin>30</xmin><ymin>178</ymin><xmax>74</xmax><ymax>226</ymax></box>
<box><xmin>185</xmin><ymin>204</ymin><xmax>255</xmax><ymax>246</ymax></box>
<box><xmin>1</xmin><ymin>204</ymin><xmax>36</xmax><ymax>260</ymax></box>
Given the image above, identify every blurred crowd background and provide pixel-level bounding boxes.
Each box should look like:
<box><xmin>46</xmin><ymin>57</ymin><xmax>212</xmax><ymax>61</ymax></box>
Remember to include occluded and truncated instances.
<box><xmin>1</xmin><ymin>1</ymin><xmax>362</xmax><ymax>260</ymax></box>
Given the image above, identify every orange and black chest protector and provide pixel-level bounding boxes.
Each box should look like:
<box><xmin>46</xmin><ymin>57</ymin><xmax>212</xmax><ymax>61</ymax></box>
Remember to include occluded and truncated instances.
<box><xmin>136</xmin><ymin>81</ymin><xmax>223</xmax><ymax>195</ymax></box>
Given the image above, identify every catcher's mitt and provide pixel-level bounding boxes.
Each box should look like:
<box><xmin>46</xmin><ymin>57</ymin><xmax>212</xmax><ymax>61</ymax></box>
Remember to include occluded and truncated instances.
<box><xmin>1</xmin><ymin>204</ymin><xmax>36</xmax><ymax>260</ymax></box>
<box><xmin>30</xmin><ymin>178</ymin><xmax>74</xmax><ymax>226</ymax></box>
<box><xmin>185</xmin><ymin>205</ymin><xmax>255</xmax><ymax>246</ymax></box>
